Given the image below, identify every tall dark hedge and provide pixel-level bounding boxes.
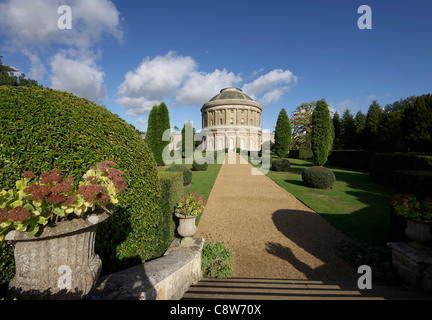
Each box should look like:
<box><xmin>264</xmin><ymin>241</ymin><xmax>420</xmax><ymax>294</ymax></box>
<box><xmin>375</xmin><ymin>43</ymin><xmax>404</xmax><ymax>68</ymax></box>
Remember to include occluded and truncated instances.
<box><xmin>311</xmin><ymin>99</ymin><xmax>333</xmax><ymax>166</ymax></box>
<box><xmin>0</xmin><ymin>86</ymin><xmax>162</xmax><ymax>276</ymax></box>
<box><xmin>145</xmin><ymin>102</ymin><xmax>171</xmax><ymax>166</ymax></box>
<box><xmin>274</xmin><ymin>108</ymin><xmax>292</xmax><ymax>158</ymax></box>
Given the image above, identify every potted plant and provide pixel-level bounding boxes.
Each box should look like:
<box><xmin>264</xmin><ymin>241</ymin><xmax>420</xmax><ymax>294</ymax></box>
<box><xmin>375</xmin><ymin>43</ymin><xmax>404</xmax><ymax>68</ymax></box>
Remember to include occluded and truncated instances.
<box><xmin>0</xmin><ymin>161</ymin><xmax>126</xmax><ymax>299</ymax></box>
<box><xmin>174</xmin><ymin>192</ymin><xmax>206</xmax><ymax>238</ymax></box>
<box><xmin>391</xmin><ymin>193</ymin><xmax>432</xmax><ymax>243</ymax></box>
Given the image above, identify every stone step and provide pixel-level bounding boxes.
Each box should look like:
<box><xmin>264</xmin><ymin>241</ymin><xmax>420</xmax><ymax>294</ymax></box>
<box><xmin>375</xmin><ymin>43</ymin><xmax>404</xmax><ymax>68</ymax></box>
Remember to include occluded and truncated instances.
<box><xmin>182</xmin><ymin>278</ymin><xmax>432</xmax><ymax>300</ymax></box>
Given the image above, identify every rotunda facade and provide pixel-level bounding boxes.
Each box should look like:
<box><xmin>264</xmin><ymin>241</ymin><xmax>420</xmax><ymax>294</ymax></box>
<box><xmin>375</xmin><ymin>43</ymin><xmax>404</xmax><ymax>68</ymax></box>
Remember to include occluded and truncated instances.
<box><xmin>200</xmin><ymin>88</ymin><xmax>262</xmax><ymax>151</ymax></box>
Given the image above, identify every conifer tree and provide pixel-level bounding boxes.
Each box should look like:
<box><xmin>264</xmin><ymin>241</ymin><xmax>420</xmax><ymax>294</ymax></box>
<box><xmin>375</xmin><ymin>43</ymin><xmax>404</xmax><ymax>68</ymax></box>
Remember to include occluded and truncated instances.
<box><xmin>145</xmin><ymin>102</ymin><xmax>171</xmax><ymax>165</ymax></box>
<box><xmin>274</xmin><ymin>108</ymin><xmax>292</xmax><ymax>158</ymax></box>
<box><xmin>364</xmin><ymin>100</ymin><xmax>383</xmax><ymax>150</ymax></box>
<box><xmin>311</xmin><ymin>99</ymin><xmax>333</xmax><ymax>166</ymax></box>
<box><xmin>332</xmin><ymin>112</ymin><xmax>343</xmax><ymax>150</ymax></box>
<box><xmin>181</xmin><ymin>121</ymin><xmax>195</xmax><ymax>158</ymax></box>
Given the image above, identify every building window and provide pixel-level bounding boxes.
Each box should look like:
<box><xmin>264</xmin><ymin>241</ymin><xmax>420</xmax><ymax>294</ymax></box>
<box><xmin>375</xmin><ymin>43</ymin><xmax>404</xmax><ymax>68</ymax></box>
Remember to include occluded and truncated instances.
<box><xmin>230</xmin><ymin>118</ymin><xmax>234</xmax><ymax>125</ymax></box>
<box><xmin>211</xmin><ymin>120</ymin><xmax>213</xmax><ymax>126</ymax></box>
<box><xmin>241</xmin><ymin>110</ymin><xmax>244</xmax><ymax>114</ymax></box>
<box><xmin>250</xmin><ymin>119</ymin><xmax>253</xmax><ymax>125</ymax></box>
<box><xmin>219</xmin><ymin>118</ymin><xmax>223</xmax><ymax>125</ymax></box>
<box><xmin>231</xmin><ymin>109</ymin><xmax>234</xmax><ymax>114</ymax></box>
<box><xmin>219</xmin><ymin>110</ymin><xmax>223</xmax><ymax>115</ymax></box>
<box><xmin>241</xmin><ymin>119</ymin><xmax>244</xmax><ymax>125</ymax></box>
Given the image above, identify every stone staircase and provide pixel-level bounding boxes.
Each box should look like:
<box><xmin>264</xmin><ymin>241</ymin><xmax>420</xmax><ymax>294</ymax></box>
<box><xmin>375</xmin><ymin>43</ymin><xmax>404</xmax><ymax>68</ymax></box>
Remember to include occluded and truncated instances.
<box><xmin>182</xmin><ymin>278</ymin><xmax>432</xmax><ymax>300</ymax></box>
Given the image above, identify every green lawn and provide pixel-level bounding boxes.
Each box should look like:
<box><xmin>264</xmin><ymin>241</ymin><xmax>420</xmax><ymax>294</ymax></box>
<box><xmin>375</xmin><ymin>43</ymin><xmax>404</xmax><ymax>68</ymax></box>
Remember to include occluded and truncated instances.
<box><xmin>256</xmin><ymin>157</ymin><xmax>393</xmax><ymax>245</ymax></box>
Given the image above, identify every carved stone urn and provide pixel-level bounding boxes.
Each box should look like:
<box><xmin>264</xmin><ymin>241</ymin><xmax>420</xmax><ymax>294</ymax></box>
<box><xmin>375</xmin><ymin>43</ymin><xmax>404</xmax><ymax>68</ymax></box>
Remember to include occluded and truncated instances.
<box><xmin>4</xmin><ymin>205</ymin><xmax>113</xmax><ymax>300</ymax></box>
<box><xmin>175</xmin><ymin>213</ymin><xmax>197</xmax><ymax>238</ymax></box>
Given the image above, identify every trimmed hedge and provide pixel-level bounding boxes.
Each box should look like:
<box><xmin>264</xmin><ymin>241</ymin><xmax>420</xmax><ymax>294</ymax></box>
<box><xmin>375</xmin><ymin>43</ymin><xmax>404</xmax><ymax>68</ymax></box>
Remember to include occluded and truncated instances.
<box><xmin>192</xmin><ymin>160</ymin><xmax>208</xmax><ymax>171</ymax></box>
<box><xmin>288</xmin><ymin>149</ymin><xmax>313</xmax><ymax>160</ymax></box>
<box><xmin>166</xmin><ymin>165</ymin><xmax>193</xmax><ymax>186</ymax></box>
<box><xmin>271</xmin><ymin>158</ymin><xmax>291</xmax><ymax>172</ymax></box>
<box><xmin>158</xmin><ymin>171</ymin><xmax>184</xmax><ymax>247</ymax></box>
<box><xmin>0</xmin><ymin>86</ymin><xmax>162</xmax><ymax>276</ymax></box>
<box><xmin>302</xmin><ymin>166</ymin><xmax>336</xmax><ymax>189</ymax></box>
<box><xmin>328</xmin><ymin>150</ymin><xmax>374</xmax><ymax>171</ymax></box>
<box><xmin>369</xmin><ymin>153</ymin><xmax>432</xmax><ymax>186</ymax></box>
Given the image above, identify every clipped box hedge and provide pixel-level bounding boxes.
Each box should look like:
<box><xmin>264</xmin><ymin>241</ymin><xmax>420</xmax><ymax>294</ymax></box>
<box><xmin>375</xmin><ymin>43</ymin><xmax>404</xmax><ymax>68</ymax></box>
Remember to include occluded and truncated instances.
<box><xmin>158</xmin><ymin>171</ymin><xmax>184</xmax><ymax>246</ymax></box>
<box><xmin>288</xmin><ymin>149</ymin><xmax>313</xmax><ymax>159</ymax></box>
<box><xmin>328</xmin><ymin>150</ymin><xmax>374</xmax><ymax>171</ymax></box>
<box><xmin>369</xmin><ymin>153</ymin><xmax>432</xmax><ymax>186</ymax></box>
<box><xmin>0</xmin><ymin>86</ymin><xmax>163</xmax><ymax>277</ymax></box>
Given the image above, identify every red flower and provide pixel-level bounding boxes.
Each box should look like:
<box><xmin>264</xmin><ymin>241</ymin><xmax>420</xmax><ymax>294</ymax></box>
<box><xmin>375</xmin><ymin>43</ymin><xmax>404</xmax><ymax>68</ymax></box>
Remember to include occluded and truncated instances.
<box><xmin>23</xmin><ymin>171</ymin><xmax>36</xmax><ymax>180</ymax></box>
<box><xmin>0</xmin><ymin>206</ymin><xmax>31</xmax><ymax>223</ymax></box>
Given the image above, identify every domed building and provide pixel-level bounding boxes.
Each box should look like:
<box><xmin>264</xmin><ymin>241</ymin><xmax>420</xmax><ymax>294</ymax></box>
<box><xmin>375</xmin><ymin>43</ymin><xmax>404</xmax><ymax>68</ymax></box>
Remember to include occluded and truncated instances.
<box><xmin>200</xmin><ymin>88</ymin><xmax>262</xmax><ymax>151</ymax></box>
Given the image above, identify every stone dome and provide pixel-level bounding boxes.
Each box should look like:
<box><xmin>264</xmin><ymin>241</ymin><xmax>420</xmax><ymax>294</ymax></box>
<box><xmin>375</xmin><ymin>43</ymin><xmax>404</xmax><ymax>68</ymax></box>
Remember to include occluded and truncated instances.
<box><xmin>209</xmin><ymin>88</ymin><xmax>254</xmax><ymax>102</ymax></box>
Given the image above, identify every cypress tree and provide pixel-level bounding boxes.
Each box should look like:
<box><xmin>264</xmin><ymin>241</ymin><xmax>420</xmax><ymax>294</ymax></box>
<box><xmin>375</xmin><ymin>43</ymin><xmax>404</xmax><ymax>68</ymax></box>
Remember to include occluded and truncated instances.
<box><xmin>332</xmin><ymin>112</ymin><xmax>343</xmax><ymax>150</ymax></box>
<box><xmin>145</xmin><ymin>102</ymin><xmax>171</xmax><ymax>166</ymax></box>
<box><xmin>311</xmin><ymin>99</ymin><xmax>333</xmax><ymax>166</ymax></box>
<box><xmin>158</xmin><ymin>102</ymin><xmax>171</xmax><ymax>165</ymax></box>
<box><xmin>364</xmin><ymin>100</ymin><xmax>383</xmax><ymax>150</ymax></box>
<box><xmin>341</xmin><ymin>109</ymin><xmax>356</xmax><ymax>149</ymax></box>
<box><xmin>181</xmin><ymin>121</ymin><xmax>195</xmax><ymax>159</ymax></box>
<box><xmin>274</xmin><ymin>108</ymin><xmax>292</xmax><ymax>158</ymax></box>
<box><xmin>353</xmin><ymin>110</ymin><xmax>366</xmax><ymax>148</ymax></box>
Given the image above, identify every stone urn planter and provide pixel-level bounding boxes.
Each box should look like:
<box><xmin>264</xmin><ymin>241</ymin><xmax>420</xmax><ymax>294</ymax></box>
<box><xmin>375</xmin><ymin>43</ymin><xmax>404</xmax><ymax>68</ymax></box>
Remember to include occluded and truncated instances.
<box><xmin>405</xmin><ymin>219</ymin><xmax>432</xmax><ymax>244</ymax></box>
<box><xmin>5</xmin><ymin>205</ymin><xmax>113</xmax><ymax>300</ymax></box>
<box><xmin>175</xmin><ymin>213</ymin><xmax>197</xmax><ymax>238</ymax></box>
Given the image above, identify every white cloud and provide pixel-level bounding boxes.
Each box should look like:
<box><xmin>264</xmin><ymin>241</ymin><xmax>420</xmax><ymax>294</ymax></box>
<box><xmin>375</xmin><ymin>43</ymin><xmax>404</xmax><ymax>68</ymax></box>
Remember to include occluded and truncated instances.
<box><xmin>117</xmin><ymin>53</ymin><xmax>298</xmax><ymax>116</ymax></box>
<box><xmin>368</xmin><ymin>94</ymin><xmax>377</xmax><ymax>101</ymax></box>
<box><xmin>0</xmin><ymin>0</ymin><xmax>122</xmax><ymax>103</ymax></box>
<box><xmin>241</xmin><ymin>69</ymin><xmax>297</xmax><ymax>106</ymax></box>
<box><xmin>0</xmin><ymin>0</ymin><xmax>122</xmax><ymax>49</ymax></box>
<box><xmin>175</xmin><ymin>69</ymin><xmax>242</xmax><ymax>106</ymax></box>
<box><xmin>50</xmin><ymin>53</ymin><xmax>106</xmax><ymax>103</ymax></box>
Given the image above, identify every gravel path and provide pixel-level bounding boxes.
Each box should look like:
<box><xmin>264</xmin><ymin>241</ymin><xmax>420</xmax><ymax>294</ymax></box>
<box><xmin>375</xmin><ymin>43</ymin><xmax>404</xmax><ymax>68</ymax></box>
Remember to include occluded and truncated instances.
<box><xmin>195</xmin><ymin>153</ymin><xmax>357</xmax><ymax>281</ymax></box>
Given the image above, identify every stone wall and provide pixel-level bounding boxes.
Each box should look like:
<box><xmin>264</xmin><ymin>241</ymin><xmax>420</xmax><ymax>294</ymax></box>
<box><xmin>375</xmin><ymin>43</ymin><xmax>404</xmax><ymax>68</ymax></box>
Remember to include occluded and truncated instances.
<box><xmin>85</xmin><ymin>238</ymin><xmax>204</xmax><ymax>300</ymax></box>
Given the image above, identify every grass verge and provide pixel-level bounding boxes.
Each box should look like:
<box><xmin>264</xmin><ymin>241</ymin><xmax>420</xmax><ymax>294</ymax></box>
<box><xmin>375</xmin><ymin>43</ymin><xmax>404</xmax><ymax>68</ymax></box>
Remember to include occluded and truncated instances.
<box><xmin>253</xmin><ymin>156</ymin><xmax>393</xmax><ymax>245</ymax></box>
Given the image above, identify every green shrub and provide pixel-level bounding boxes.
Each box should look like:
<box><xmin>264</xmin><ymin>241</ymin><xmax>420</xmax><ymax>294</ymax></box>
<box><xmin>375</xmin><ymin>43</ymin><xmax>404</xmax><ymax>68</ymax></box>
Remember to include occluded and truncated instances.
<box><xmin>166</xmin><ymin>165</ymin><xmax>192</xmax><ymax>186</ymax></box>
<box><xmin>0</xmin><ymin>86</ymin><xmax>161</xmax><ymax>276</ymax></box>
<box><xmin>337</xmin><ymin>240</ymin><xmax>397</xmax><ymax>283</ymax></box>
<box><xmin>288</xmin><ymin>149</ymin><xmax>313</xmax><ymax>159</ymax></box>
<box><xmin>328</xmin><ymin>150</ymin><xmax>374</xmax><ymax>171</ymax></box>
<box><xmin>192</xmin><ymin>160</ymin><xmax>208</xmax><ymax>171</ymax></box>
<box><xmin>271</xmin><ymin>158</ymin><xmax>291</xmax><ymax>172</ymax></box>
<box><xmin>201</xmin><ymin>242</ymin><xmax>233</xmax><ymax>278</ymax></box>
<box><xmin>302</xmin><ymin>166</ymin><xmax>336</xmax><ymax>189</ymax></box>
<box><xmin>157</xmin><ymin>171</ymin><xmax>184</xmax><ymax>248</ymax></box>
<box><xmin>369</xmin><ymin>153</ymin><xmax>432</xmax><ymax>186</ymax></box>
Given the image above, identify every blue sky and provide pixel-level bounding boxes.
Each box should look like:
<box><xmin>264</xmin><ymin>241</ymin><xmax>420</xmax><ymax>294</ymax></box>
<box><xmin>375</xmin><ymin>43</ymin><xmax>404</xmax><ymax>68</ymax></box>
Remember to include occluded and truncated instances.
<box><xmin>1</xmin><ymin>0</ymin><xmax>431</xmax><ymax>132</ymax></box>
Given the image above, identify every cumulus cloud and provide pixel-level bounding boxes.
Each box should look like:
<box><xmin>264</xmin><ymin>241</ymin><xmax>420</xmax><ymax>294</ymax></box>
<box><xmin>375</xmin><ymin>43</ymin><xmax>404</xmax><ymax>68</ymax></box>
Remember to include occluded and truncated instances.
<box><xmin>242</xmin><ymin>69</ymin><xmax>297</xmax><ymax>106</ymax></box>
<box><xmin>117</xmin><ymin>53</ymin><xmax>298</xmax><ymax>116</ymax></box>
<box><xmin>0</xmin><ymin>0</ymin><xmax>122</xmax><ymax>103</ymax></box>
<box><xmin>0</xmin><ymin>0</ymin><xmax>122</xmax><ymax>49</ymax></box>
<box><xmin>50</xmin><ymin>53</ymin><xmax>106</xmax><ymax>103</ymax></box>
<box><xmin>117</xmin><ymin>52</ymin><xmax>243</xmax><ymax>116</ymax></box>
<box><xmin>176</xmin><ymin>69</ymin><xmax>242</xmax><ymax>106</ymax></box>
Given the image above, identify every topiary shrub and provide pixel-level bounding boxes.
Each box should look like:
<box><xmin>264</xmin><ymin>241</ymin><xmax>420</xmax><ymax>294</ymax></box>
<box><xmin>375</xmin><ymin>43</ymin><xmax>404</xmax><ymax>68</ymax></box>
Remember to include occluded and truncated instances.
<box><xmin>0</xmin><ymin>86</ymin><xmax>162</xmax><ymax>276</ymax></box>
<box><xmin>192</xmin><ymin>160</ymin><xmax>208</xmax><ymax>171</ymax></box>
<box><xmin>271</xmin><ymin>158</ymin><xmax>291</xmax><ymax>172</ymax></box>
<box><xmin>302</xmin><ymin>166</ymin><xmax>336</xmax><ymax>189</ymax></box>
<box><xmin>158</xmin><ymin>171</ymin><xmax>184</xmax><ymax>249</ymax></box>
<box><xmin>166</xmin><ymin>165</ymin><xmax>192</xmax><ymax>186</ymax></box>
